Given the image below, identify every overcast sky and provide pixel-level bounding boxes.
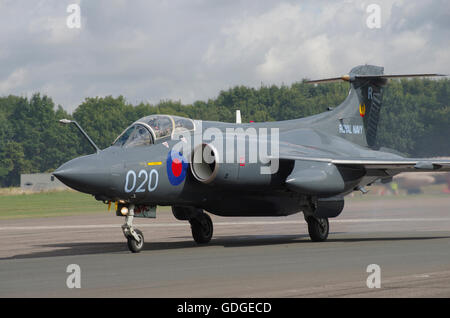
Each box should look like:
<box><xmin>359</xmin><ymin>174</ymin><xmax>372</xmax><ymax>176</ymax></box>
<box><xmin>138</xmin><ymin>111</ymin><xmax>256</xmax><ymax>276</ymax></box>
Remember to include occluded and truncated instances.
<box><xmin>0</xmin><ymin>0</ymin><xmax>449</xmax><ymax>112</ymax></box>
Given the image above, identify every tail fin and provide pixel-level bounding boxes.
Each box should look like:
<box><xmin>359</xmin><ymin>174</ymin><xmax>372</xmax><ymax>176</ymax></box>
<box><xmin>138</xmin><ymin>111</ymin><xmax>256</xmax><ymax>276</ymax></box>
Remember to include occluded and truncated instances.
<box><xmin>308</xmin><ymin>65</ymin><xmax>444</xmax><ymax>149</ymax></box>
<box><xmin>347</xmin><ymin>65</ymin><xmax>385</xmax><ymax>148</ymax></box>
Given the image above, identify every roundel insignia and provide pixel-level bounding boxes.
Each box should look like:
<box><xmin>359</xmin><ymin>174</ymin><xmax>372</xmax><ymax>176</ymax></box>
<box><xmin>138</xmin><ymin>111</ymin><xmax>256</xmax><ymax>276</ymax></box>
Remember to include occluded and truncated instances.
<box><xmin>166</xmin><ymin>150</ymin><xmax>188</xmax><ymax>186</ymax></box>
<box><xmin>359</xmin><ymin>103</ymin><xmax>366</xmax><ymax>117</ymax></box>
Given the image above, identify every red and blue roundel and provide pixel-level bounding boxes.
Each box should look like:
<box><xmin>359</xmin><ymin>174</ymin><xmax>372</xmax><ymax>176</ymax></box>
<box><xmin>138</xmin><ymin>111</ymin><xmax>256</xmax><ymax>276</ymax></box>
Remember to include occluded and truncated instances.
<box><xmin>166</xmin><ymin>150</ymin><xmax>188</xmax><ymax>186</ymax></box>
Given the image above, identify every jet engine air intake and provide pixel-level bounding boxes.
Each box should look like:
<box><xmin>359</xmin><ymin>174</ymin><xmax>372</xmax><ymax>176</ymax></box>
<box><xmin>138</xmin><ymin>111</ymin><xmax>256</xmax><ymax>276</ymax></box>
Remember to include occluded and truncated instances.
<box><xmin>191</xmin><ymin>143</ymin><xmax>219</xmax><ymax>183</ymax></box>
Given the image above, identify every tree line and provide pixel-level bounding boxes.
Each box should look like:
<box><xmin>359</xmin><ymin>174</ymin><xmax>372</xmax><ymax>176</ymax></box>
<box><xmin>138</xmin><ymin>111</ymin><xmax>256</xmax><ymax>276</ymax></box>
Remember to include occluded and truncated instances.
<box><xmin>0</xmin><ymin>78</ymin><xmax>449</xmax><ymax>187</ymax></box>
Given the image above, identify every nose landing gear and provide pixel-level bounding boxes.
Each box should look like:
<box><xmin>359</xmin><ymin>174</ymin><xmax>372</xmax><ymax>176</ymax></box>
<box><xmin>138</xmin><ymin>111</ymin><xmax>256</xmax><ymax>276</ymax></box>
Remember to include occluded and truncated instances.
<box><xmin>121</xmin><ymin>204</ymin><xmax>144</xmax><ymax>253</ymax></box>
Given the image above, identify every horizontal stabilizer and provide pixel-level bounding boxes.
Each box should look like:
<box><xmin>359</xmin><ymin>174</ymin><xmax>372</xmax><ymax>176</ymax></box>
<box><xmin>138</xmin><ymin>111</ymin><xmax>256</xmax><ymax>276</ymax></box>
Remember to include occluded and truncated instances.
<box><xmin>305</xmin><ymin>76</ymin><xmax>350</xmax><ymax>84</ymax></box>
<box><xmin>306</xmin><ymin>73</ymin><xmax>446</xmax><ymax>84</ymax></box>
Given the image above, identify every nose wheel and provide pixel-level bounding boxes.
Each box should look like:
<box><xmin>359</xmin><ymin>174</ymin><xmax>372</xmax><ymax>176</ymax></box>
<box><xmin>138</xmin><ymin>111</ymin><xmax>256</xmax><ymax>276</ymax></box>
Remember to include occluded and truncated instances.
<box><xmin>127</xmin><ymin>228</ymin><xmax>144</xmax><ymax>253</ymax></box>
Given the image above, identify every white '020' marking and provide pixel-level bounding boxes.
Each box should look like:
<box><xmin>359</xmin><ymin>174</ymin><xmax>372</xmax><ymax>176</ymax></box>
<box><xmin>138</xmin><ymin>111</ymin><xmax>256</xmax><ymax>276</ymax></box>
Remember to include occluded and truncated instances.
<box><xmin>125</xmin><ymin>169</ymin><xmax>159</xmax><ymax>193</ymax></box>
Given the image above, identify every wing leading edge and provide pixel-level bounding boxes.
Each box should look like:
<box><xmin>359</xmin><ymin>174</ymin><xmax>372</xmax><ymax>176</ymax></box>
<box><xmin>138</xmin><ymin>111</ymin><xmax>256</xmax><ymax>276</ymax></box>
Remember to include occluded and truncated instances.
<box><xmin>276</xmin><ymin>154</ymin><xmax>450</xmax><ymax>174</ymax></box>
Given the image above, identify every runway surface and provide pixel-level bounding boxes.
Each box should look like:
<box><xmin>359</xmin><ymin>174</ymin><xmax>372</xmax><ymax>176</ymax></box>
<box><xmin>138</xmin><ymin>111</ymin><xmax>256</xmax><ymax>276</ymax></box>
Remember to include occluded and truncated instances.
<box><xmin>1</xmin><ymin>196</ymin><xmax>450</xmax><ymax>297</ymax></box>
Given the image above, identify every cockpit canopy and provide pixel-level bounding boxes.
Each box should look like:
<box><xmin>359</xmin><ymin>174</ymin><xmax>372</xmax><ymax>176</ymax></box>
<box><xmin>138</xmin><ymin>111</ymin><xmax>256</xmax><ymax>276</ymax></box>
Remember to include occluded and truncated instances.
<box><xmin>113</xmin><ymin>115</ymin><xmax>195</xmax><ymax>148</ymax></box>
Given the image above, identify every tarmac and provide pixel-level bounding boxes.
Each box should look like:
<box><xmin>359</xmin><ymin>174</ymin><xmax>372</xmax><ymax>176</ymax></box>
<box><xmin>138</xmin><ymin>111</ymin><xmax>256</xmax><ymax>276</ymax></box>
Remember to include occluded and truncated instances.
<box><xmin>0</xmin><ymin>195</ymin><xmax>449</xmax><ymax>297</ymax></box>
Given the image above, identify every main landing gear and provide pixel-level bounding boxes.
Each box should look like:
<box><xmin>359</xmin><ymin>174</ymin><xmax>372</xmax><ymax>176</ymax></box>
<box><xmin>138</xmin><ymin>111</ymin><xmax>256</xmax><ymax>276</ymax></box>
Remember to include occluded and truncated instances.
<box><xmin>302</xmin><ymin>198</ymin><xmax>340</xmax><ymax>242</ymax></box>
<box><xmin>305</xmin><ymin>216</ymin><xmax>329</xmax><ymax>242</ymax></box>
<box><xmin>171</xmin><ymin>206</ymin><xmax>214</xmax><ymax>244</ymax></box>
<box><xmin>121</xmin><ymin>204</ymin><xmax>144</xmax><ymax>253</ymax></box>
<box><xmin>190</xmin><ymin>212</ymin><xmax>213</xmax><ymax>244</ymax></box>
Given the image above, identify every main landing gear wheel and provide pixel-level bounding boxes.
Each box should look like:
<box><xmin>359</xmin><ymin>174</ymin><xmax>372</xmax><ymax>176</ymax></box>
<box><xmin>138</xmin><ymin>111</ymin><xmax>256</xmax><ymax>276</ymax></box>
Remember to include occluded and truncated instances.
<box><xmin>307</xmin><ymin>217</ymin><xmax>329</xmax><ymax>242</ymax></box>
<box><xmin>126</xmin><ymin>228</ymin><xmax>144</xmax><ymax>253</ymax></box>
<box><xmin>190</xmin><ymin>213</ymin><xmax>213</xmax><ymax>244</ymax></box>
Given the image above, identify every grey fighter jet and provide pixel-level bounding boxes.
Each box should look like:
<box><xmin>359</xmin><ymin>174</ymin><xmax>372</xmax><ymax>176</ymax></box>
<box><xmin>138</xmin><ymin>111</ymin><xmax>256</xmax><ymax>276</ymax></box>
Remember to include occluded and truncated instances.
<box><xmin>54</xmin><ymin>65</ymin><xmax>449</xmax><ymax>253</ymax></box>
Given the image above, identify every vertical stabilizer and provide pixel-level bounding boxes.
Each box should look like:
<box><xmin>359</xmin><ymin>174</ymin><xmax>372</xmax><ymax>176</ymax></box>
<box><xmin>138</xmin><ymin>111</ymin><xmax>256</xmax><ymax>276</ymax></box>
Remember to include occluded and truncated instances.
<box><xmin>308</xmin><ymin>65</ymin><xmax>443</xmax><ymax>149</ymax></box>
<box><xmin>311</xmin><ymin>65</ymin><xmax>386</xmax><ymax>148</ymax></box>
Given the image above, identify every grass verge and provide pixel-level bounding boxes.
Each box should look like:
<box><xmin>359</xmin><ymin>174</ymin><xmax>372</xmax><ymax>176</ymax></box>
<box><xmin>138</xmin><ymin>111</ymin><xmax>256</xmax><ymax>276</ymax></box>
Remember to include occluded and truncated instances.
<box><xmin>0</xmin><ymin>191</ymin><xmax>107</xmax><ymax>219</ymax></box>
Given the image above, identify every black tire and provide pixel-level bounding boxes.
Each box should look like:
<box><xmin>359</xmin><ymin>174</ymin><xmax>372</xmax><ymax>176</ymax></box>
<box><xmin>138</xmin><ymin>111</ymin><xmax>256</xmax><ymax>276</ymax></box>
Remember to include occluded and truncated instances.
<box><xmin>190</xmin><ymin>213</ymin><xmax>213</xmax><ymax>244</ymax></box>
<box><xmin>127</xmin><ymin>229</ymin><xmax>144</xmax><ymax>253</ymax></box>
<box><xmin>307</xmin><ymin>217</ymin><xmax>329</xmax><ymax>242</ymax></box>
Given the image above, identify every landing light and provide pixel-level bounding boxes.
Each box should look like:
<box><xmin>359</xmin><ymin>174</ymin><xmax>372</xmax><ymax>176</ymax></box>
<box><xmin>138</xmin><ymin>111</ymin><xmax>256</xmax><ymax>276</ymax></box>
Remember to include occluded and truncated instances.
<box><xmin>121</xmin><ymin>207</ymin><xmax>129</xmax><ymax>216</ymax></box>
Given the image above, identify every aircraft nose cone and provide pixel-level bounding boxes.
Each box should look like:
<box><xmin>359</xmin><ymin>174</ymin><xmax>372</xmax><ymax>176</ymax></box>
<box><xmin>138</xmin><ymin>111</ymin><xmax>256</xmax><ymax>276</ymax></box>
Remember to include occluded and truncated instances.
<box><xmin>53</xmin><ymin>154</ymin><xmax>110</xmax><ymax>195</ymax></box>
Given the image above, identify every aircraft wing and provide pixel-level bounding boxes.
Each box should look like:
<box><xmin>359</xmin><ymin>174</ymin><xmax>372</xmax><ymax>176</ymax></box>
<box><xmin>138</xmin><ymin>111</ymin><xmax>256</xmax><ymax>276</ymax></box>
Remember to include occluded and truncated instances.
<box><xmin>277</xmin><ymin>154</ymin><xmax>450</xmax><ymax>174</ymax></box>
<box><xmin>331</xmin><ymin>159</ymin><xmax>450</xmax><ymax>171</ymax></box>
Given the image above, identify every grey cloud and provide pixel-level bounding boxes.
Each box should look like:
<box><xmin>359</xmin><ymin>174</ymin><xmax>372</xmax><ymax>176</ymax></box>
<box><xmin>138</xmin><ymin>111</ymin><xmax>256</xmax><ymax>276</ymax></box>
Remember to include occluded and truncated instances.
<box><xmin>0</xmin><ymin>0</ymin><xmax>448</xmax><ymax>112</ymax></box>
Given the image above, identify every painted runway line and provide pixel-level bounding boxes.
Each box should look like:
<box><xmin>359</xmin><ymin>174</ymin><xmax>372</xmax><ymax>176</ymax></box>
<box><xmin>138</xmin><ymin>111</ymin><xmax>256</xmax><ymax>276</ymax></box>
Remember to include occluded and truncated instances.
<box><xmin>1</xmin><ymin>217</ymin><xmax>450</xmax><ymax>231</ymax></box>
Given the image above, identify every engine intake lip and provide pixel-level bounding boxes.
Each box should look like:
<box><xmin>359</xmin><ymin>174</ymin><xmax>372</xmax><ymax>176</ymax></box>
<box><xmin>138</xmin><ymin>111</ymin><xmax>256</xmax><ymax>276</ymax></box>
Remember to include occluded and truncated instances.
<box><xmin>190</xmin><ymin>143</ymin><xmax>219</xmax><ymax>184</ymax></box>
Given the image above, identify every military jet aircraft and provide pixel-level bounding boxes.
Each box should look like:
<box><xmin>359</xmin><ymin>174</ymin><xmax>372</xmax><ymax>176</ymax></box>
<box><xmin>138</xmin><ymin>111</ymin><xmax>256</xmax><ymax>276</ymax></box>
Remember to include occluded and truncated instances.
<box><xmin>54</xmin><ymin>65</ymin><xmax>449</xmax><ymax>253</ymax></box>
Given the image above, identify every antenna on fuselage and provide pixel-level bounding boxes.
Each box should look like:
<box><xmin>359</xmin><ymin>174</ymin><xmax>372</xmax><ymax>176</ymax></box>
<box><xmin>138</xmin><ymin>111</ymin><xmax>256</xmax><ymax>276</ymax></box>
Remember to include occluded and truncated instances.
<box><xmin>59</xmin><ymin>119</ymin><xmax>100</xmax><ymax>153</ymax></box>
<box><xmin>236</xmin><ymin>110</ymin><xmax>242</xmax><ymax>124</ymax></box>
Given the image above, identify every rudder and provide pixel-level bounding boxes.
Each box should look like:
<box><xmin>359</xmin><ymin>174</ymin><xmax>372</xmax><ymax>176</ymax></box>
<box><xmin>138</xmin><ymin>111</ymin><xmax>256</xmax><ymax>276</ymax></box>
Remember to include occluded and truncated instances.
<box><xmin>350</xmin><ymin>65</ymin><xmax>386</xmax><ymax>148</ymax></box>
